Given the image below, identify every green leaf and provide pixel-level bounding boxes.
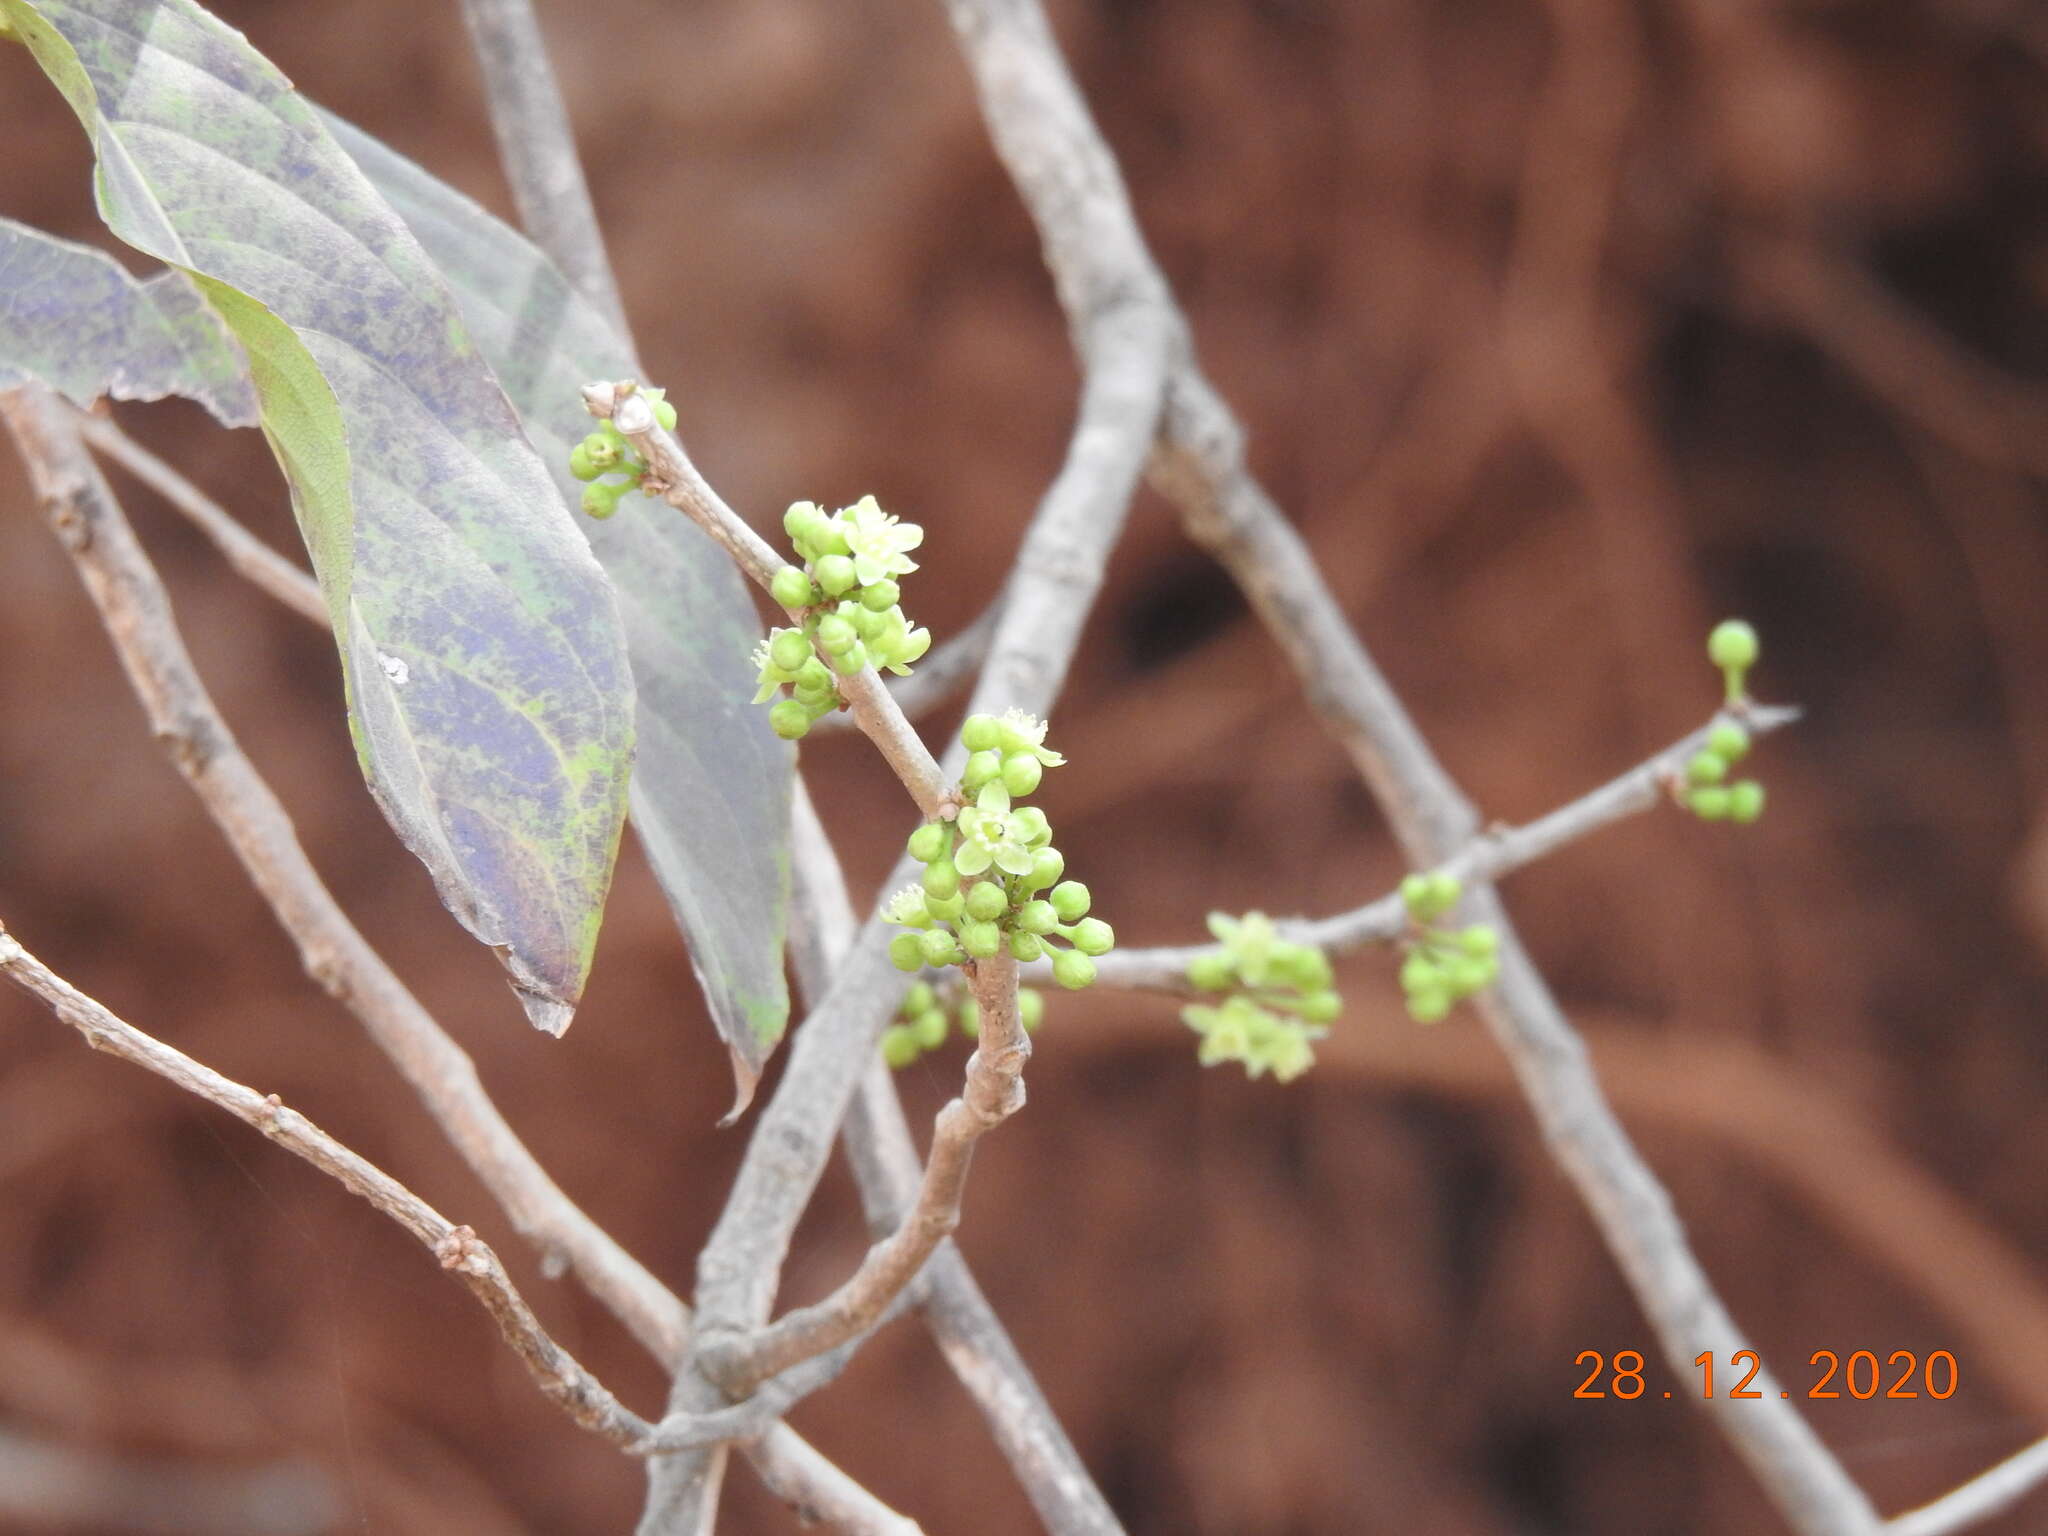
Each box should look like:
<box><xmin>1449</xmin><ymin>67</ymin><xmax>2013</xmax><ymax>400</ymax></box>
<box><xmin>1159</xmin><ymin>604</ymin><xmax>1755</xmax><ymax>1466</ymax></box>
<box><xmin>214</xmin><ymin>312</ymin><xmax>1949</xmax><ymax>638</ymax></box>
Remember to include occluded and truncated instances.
<box><xmin>0</xmin><ymin>216</ymin><xmax>257</xmax><ymax>425</ymax></box>
<box><xmin>324</xmin><ymin>117</ymin><xmax>795</xmax><ymax>1101</ymax></box>
<box><xmin>3</xmin><ymin>0</ymin><xmax>635</xmax><ymax>1035</ymax></box>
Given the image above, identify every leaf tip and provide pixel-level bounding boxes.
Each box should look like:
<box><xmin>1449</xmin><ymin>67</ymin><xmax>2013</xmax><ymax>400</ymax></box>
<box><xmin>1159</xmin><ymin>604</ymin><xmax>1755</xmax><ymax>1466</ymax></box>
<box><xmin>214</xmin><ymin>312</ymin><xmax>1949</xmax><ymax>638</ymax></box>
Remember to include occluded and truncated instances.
<box><xmin>717</xmin><ymin>1043</ymin><xmax>762</xmax><ymax>1127</ymax></box>
<box><xmin>515</xmin><ymin>987</ymin><xmax>576</xmax><ymax>1039</ymax></box>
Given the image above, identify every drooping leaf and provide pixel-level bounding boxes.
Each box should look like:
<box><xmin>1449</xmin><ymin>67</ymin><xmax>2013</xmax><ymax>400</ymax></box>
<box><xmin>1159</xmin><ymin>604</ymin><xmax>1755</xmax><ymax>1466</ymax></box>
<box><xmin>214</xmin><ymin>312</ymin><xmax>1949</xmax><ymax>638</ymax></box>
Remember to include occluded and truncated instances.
<box><xmin>325</xmin><ymin>116</ymin><xmax>794</xmax><ymax>1101</ymax></box>
<box><xmin>0</xmin><ymin>216</ymin><xmax>257</xmax><ymax>425</ymax></box>
<box><xmin>3</xmin><ymin>0</ymin><xmax>634</xmax><ymax>1035</ymax></box>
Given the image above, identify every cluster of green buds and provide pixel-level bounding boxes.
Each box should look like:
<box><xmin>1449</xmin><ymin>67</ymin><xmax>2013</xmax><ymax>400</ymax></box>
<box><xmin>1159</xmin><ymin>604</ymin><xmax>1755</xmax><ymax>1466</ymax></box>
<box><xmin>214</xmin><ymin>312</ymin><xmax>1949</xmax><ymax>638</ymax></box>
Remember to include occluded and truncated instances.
<box><xmin>1682</xmin><ymin>620</ymin><xmax>1766</xmax><ymax>822</ymax></box>
<box><xmin>1396</xmin><ymin>872</ymin><xmax>1498</xmax><ymax>1024</ymax></box>
<box><xmin>885</xmin><ymin>712</ymin><xmax>1112</xmax><ymax>989</ymax></box>
<box><xmin>881</xmin><ymin>979</ymin><xmax>1046</xmax><ymax>1068</ymax></box>
<box><xmin>755</xmin><ymin>496</ymin><xmax>932</xmax><ymax>740</ymax></box>
<box><xmin>1682</xmin><ymin>719</ymin><xmax>1764</xmax><ymax>823</ymax></box>
<box><xmin>1182</xmin><ymin>912</ymin><xmax>1339</xmax><ymax>1083</ymax></box>
<box><xmin>568</xmin><ymin>388</ymin><xmax>675</xmax><ymax>519</ymax></box>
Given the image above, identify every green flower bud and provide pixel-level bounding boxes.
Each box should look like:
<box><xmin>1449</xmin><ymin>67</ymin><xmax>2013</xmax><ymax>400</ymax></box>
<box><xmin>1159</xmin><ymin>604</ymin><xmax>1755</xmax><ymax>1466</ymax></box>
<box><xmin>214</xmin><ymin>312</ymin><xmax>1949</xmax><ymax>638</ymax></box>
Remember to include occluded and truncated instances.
<box><xmin>1051</xmin><ymin>949</ymin><xmax>1097</xmax><ymax>990</ymax></box>
<box><xmin>794</xmin><ymin>658</ymin><xmax>833</xmax><ymax>696</ymax></box>
<box><xmin>828</xmin><ymin>641</ymin><xmax>867</xmax><ymax>676</ymax></box>
<box><xmin>580</xmin><ymin>481</ymin><xmax>624</xmax><ymax>519</ymax></box>
<box><xmin>1001</xmin><ymin>753</ymin><xmax>1043</xmax><ymax>797</ymax></box>
<box><xmin>903</xmin><ymin>981</ymin><xmax>936</xmax><ymax>1016</ymax></box>
<box><xmin>583</xmin><ymin>432</ymin><xmax>622</xmax><ymax>469</ymax></box>
<box><xmin>1459</xmin><ymin>925</ymin><xmax>1498</xmax><ymax>958</ymax></box>
<box><xmin>769</xmin><ymin>628</ymin><xmax>811</xmax><ymax>672</ymax></box>
<box><xmin>1027</xmin><ymin>848</ymin><xmax>1065</xmax><ymax>891</ymax></box>
<box><xmin>961</xmin><ymin>714</ymin><xmax>1003</xmax><ymax>753</ymax></box>
<box><xmin>863</xmin><ymin>586</ymin><xmax>902</xmax><ymax>617</ymax></box>
<box><xmin>1069</xmin><ymin>917</ymin><xmax>1114</xmax><ymax>956</ymax></box>
<box><xmin>1727</xmin><ymin>779</ymin><xmax>1765</xmax><ymax>823</ymax></box>
<box><xmin>1050</xmin><ymin>881</ymin><xmax>1091</xmax><ymax>922</ymax></box>
<box><xmin>1400</xmin><ymin>951</ymin><xmax>1441</xmax><ymax>995</ymax></box>
<box><xmin>1446</xmin><ymin>956</ymin><xmax>1493</xmax><ymax>996</ymax></box>
<box><xmin>908</xmin><ymin>822</ymin><xmax>949</xmax><ymax>864</ymax></box>
<box><xmin>1188</xmin><ymin>952</ymin><xmax>1235</xmax><ymax>992</ymax></box>
<box><xmin>815</xmin><ymin>613</ymin><xmax>856</xmax><ymax>654</ymax></box>
<box><xmin>912</xmin><ymin>1007</ymin><xmax>949</xmax><ymax>1050</ymax></box>
<box><xmin>650</xmin><ymin>395</ymin><xmax>678</xmax><ymax>431</ymax></box>
<box><xmin>1707</xmin><ymin>721</ymin><xmax>1751</xmax><ymax>762</ymax></box>
<box><xmin>1018</xmin><ymin>988</ymin><xmax>1045</xmax><ymax>1032</ymax></box>
<box><xmin>882</xmin><ymin>1025</ymin><xmax>920</xmax><ymax>1069</ymax></box>
<box><xmin>888</xmin><ymin>933</ymin><xmax>927</xmax><ymax>972</ymax></box>
<box><xmin>1407</xmin><ymin>988</ymin><xmax>1452</xmax><ymax>1025</ymax></box>
<box><xmin>1708</xmin><ymin>619</ymin><xmax>1759</xmax><ymax>673</ymax></box>
<box><xmin>921</xmin><ymin>860</ymin><xmax>961</xmax><ymax>900</ymax></box>
<box><xmin>814</xmin><ymin>554</ymin><xmax>857</xmax><ymax>596</ymax></box>
<box><xmin>783</xmin><ymin>502</ymin><xmax>818</xmax><ymax>542</ymax></box>
<box><xmin>1008</xmin><ymin>930</ymin><xmax>1044</xmax><ymax>962</ymax></box>
<box><xmin>963</xmin><ymin>750</ymin><xmax>1002</xmax><ymax>793</ymax></box>
<box><xmin>925</xmin><ymin>890</ymin><xmax>965</xmax><ymax>922</ymax></box>
<box><xmin>919</xmin><ymin>929</ymin><xmax>962</xmax><ymax>967</ymax></box>
<box><xmin>770</xmin><ymin>565</ymin><xmax>815</xmax><ymax>609</ymax></box>
<box><xmin>1425</xmin><ymin>871</ymin><xmax>1461</xmax><ymax>915</ymax></box>
<box><xmin>768</xmin><ymin>699</ymin><xmax>811</xmax><ymax>740</ymax></box>
<box><xmin>852</xmin><ymin>604</ymin><xmax>887</xmax><ymax>642</ymax></box>
<box><xmin>965</xmin><ymin>882</ymin><xmax>1010</xmax><ymax>922</ymax></box>
<box><xmin>569</xmin><ymin>442</ymin><xmax>602</xmax><ymax>481</ymax></box>
<box><xmin>1016</xmin><ymin>900</ymin><xmax>1058</xmax><ymax>935</ymax></box>
<box><xmin>1689</xmin><ymin>786</ymin><xmax>1731</xmax><ymax>820</ymax></box>
<box><xmin>1686</xmin><ymin>750</ymin><xmax>1728</xmax><ymax>787</ymax></box>
<box><xmin>960</xmin><ymin>920</ymin><xmax>1004</xmax><ymax>959</ymax></box>
<box><xmin>1296</xmin><ymin>990</ymin><xmax>1341</xmax><ymax>1023</ymax></box>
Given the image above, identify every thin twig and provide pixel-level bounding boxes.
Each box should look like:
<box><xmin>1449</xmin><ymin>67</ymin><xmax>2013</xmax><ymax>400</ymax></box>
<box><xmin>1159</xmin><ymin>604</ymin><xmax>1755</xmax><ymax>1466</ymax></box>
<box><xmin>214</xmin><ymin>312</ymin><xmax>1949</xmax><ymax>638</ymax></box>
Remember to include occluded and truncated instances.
<box><xmin>941</xmin><ymin>0</ymin><xmax>1886</xmax><ymax>1530</ymax></box>
<box><xmin>0</xmin><ymin>921</ymin><xmax>657</xmax><ymax>1451</ymax></box>
<box><xmin>0</xmin><ymin>382</ymin><xmax>689</xmax><ymax>1365</ymax></box>
<box><xmin>72</xmin><ymin>412</ymin><xmax>329</xmax><ymax>626</ymax></box>
<box><xmin>1088</xmin><ymin>703</ymin><xmax>1800</xmax><ymax>991</ymax></box>
<box><xmin>1887</xmin><ymin>1435</ymin><xmax>2048</xmax><ymax>1536</ymax></box>
<box><xmin>456</xmin><ymin>0</ymin><xmax>632</xmax><ymax>339</ymax></box>
<box><xmin>588</xmin><ymin>383</ymin><xmax>953</xmax><ymax>821</ymax></box>
<box><xmin>697</xmin><ymin>953</ymin><xmax>1025</xmax><ymax>1393</ymax></box>
<box><xmin>807</xmin><ymin>596</ymin><xmax>1001</xmax><ymax>732</ymax></box>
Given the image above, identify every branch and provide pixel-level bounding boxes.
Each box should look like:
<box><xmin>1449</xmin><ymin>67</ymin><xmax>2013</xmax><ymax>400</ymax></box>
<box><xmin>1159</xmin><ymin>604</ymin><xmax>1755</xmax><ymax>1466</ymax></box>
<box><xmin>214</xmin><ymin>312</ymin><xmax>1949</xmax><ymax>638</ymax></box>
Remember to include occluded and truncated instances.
<box><xmin>0</xmin><ymin>922</ymin><xmax>656</xmax><ymax>1452</ymax></box>
<box><xmin>807</xmin><ymin>595</ymin><xmax>1000</xmax><ymax>732</ymax></box>
<box><xmin>0</xmin><ymin>382</ymin><xmax>686</xmax><ymax>1366</ymax></box>
<box><xmin>1887</xmin><ymin>1436</ymin><xmax>2048</xmax><ymax>1536</ymax></box>
<box><xmin>72</xmin><ymin>412</ymin><xmax>329</xmax><ymax>626</ymax></box>
<box><xmin>1088</xmin><ymin>703</ymin><xmax>1800</xmax><ymax>991</ymax></box>
<box><xmin>935</xmin><ymin>1</ymin><xmax>1885</xmax><ymax>1531</ymax></box>
<box><xmin>697</xmin><ymin>953</ymin><xmax>1026</xmax><ymax>1393</ymax></box>
<box><xmin>587</xmin><ymin>382</ymin><xmax>953</xmax><ymax>821</ymax></box>
<box><xmin>456</xmin><ymin>0</ymin><xmax>631</xmax><ymax>339</ymax></box>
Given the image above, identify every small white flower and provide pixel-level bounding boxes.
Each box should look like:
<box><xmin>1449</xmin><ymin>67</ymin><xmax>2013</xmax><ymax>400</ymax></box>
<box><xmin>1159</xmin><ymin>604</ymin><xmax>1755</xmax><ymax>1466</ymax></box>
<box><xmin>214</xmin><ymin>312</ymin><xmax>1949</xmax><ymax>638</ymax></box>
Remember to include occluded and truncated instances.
<box><xmin>837</xmin><ymin>495</ymin><xmax>923</xmax><ymax>587</ymax></box>
<box><xmin>996</xmin><ymin>708</ymin><xmax>1065</xmax><ymax>766</ymax></box>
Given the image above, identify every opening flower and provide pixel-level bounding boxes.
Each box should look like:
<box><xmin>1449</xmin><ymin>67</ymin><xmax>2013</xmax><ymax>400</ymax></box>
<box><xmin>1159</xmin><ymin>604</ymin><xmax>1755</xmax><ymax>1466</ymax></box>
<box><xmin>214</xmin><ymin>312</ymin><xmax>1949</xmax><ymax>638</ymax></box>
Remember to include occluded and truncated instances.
<box><xmin>994</xmin><ymin>708</ymin><xmax>1065</xmax><ymax>766</ymax></box>
<box><xmin>837</xmin><ymin>495</ymin><xmax>923</xmax><ymax>587</ymax></box>
<box><xmin>953</xmin><ymin>782</ymin><xmax>1037</xmax><ymax>878</ymax></box>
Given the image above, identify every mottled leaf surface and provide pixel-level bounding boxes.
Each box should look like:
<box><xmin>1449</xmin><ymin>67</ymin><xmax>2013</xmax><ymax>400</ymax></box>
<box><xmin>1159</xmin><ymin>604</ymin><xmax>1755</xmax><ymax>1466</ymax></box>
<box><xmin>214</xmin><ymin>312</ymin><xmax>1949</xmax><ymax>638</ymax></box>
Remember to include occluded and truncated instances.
<box><xmin>0</xmin><ymin>216</ymin><xmax>257</xmax><ymax>425</ymax></box>
<box><xmin>328</xmin><ymin>116</ymin><xmax>794</xmax><ymax>1092</ymax></box>
<box><xmin>3</xmin><ymin>0</ymin><xmax>635</xmax><ymax>1033</ymax></box>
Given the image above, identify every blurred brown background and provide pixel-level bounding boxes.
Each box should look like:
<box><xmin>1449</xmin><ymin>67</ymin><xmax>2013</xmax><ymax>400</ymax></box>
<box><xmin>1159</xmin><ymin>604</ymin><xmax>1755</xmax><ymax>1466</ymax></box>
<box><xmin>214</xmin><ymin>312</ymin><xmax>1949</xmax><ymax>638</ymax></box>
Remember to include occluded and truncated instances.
<box><xmin>3</xmin><ymin>0</ymin><xmax>2047</xmax><ymax>1531</ymax></box>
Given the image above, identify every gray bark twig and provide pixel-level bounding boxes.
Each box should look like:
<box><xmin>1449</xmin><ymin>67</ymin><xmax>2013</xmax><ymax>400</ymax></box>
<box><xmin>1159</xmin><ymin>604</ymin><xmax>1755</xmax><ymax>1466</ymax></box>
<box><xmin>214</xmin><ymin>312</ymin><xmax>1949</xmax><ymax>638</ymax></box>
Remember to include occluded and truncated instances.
<box><xmin>72</xmin><ymin>412</ymin><xmax>329</xmax><ymax>626</ymax></box>
<box><xmin>1089</xmin><ymin>704</ymin><xmax>1800</xmax><ymax>991</ymax></box>
<box><xmin>457</xmin><ymin>0</ymin><xmax>632</xmax><ymax>338</ymax></box>
<box><xmin>1886</xmin><ymin>1436</ymin><xmax>2048</xmax><ymax>1536</ymax></box>
<box><xmin>0</xmin><ymin>922</ymin><xmax>656</xmax><ymax>1452</ymax></box>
